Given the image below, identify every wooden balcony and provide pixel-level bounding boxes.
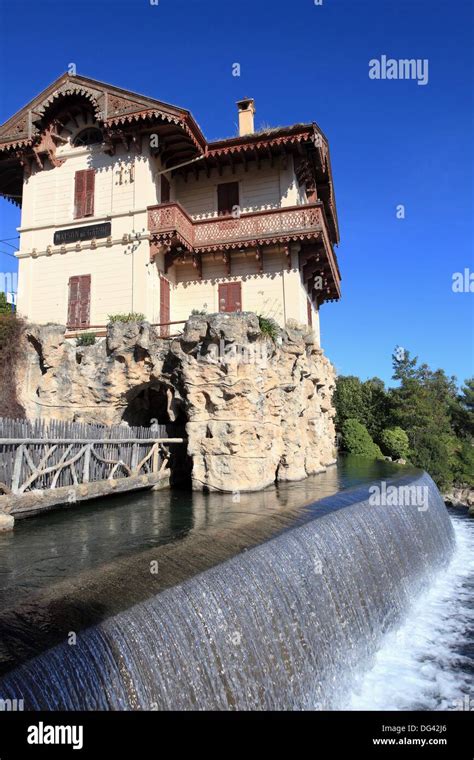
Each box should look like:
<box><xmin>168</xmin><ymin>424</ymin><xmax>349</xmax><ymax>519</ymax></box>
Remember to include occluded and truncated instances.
<box><xmin>148</xmin><ymin>201</ymin><xmax>341</xmax><ymax>301</ymax></box>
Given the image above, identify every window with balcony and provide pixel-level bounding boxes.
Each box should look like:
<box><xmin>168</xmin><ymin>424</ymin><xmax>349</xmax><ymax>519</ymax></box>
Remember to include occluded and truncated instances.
<box><xmin>217</xmin><ymin>182</ymin><xmax>239</xmax><ymax>216</ymax></box>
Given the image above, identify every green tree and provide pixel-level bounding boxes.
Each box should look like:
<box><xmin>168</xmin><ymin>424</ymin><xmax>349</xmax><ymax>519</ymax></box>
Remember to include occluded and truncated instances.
<box><xmin>378</xmin><ymin>427</ymin><xmax>410</xmax><ymax>460</ymax></box>
<box><xmin>452</xmin><ymin>378</ymin><xmax>474</xmax><ymax>439</ymax></box>
<box><xmin>451</xmin><ymin>438</ymin><xmax>474</xmax><ymax>487</ymax></box>
<box><xmin>333</xmin><ymin>375</ymin><xmax>391</xmax><ymax>439</ymax></box>
<box><xmin>0</xmin><ymin>292</ymin><xmax>13</xmax><ymax>316</ymax></box>
<box><xmin>340</xmin><ymin>419</ymin><xmax>384</xmax><ymax>460</ymax></box>
<box><xmin>389</xmin><ymin>348</ymin><xmax>469</xmax><ymax>488</ymax></box>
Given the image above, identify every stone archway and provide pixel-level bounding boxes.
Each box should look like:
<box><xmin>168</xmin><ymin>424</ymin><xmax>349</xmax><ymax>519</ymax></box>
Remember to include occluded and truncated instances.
<box><xmin>121</xmin><ymin>381</ymin><xmax>191</xmax><ymax>487</ymax></box>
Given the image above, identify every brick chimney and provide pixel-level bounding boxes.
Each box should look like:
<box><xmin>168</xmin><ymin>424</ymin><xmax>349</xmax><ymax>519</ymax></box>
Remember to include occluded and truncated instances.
<box><xmin>237</xmin><ymin>98</ymin><xmax>255</xmax><ymax>136</ymax></box>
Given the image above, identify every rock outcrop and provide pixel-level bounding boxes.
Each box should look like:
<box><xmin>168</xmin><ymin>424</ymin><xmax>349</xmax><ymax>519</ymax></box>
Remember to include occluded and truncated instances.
<box><xmin>15</xmin><ymin>313</ymin><xmax>337</xmax><ymax>492</ymax></box>
<box><xmin>443</xmin><ymin>486</ymin><xmax>474</xmax><ymax>517</ymax></box>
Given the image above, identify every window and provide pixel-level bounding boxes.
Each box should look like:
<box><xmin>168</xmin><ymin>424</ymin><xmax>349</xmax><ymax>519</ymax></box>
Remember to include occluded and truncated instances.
<box><xmin>161</xmin><ymin>175</ymin><xmax>171</xmax><ymax>203</ymax></box>
<box><xmin>73</xmin><ymin>128</ymin><xmax>103</xmax><ymax>147</ymax></box>
<box><xmin>74</xmin><ymin>169</ymin><xmax>95</xmax><ymax>218</ymax></box>
<box><xmin>218</xmin><ymin>282</ymin><xmax>242</xmax><ymax>313</ymax></box>
<box><xmin>217</xmin><ymin>182</ymin><xmax>239</xmax><ymax>216</ymax></box>
<box><xmin>67</xmin><ymin>275</ymin><xmax>91</xmax><ymax>328</ymax></box>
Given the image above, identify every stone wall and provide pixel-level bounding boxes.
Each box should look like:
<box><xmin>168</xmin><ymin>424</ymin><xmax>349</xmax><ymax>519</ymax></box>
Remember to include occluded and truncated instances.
<box><xmin>15</xmin><ymin>313</ymin><xmax>337</xmax><ymax>492</ymax></box>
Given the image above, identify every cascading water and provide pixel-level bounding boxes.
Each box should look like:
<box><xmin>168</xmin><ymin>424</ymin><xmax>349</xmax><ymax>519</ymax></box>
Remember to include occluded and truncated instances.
<box><xmin>0</xmin><ymin>472</ymin><xmax>456</xmax><ymax>710</ymax></box>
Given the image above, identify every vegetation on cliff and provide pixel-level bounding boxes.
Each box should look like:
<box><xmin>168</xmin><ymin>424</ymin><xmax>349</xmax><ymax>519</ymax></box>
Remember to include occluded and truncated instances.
<box><xmin>334</xmin><ymin>348</ymin><xmax>474</xmax><ymax>489</ymax></box>
<box><xmin>0</xmin><ymin>303</ymin><xmax>25</xmax><ymax>419</ymax></box>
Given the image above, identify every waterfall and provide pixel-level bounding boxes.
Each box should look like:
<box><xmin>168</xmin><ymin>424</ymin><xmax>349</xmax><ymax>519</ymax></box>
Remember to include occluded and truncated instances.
<box><xmin>0</xmin><ymin>472</ymin><xmax>455</xmax><ymax>710</ymax></box>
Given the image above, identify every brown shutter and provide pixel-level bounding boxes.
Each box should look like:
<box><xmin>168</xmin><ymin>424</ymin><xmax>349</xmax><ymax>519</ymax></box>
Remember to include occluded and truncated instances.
<box><xmin>67</xmin><ymin>276</ymin><xmax>80</xmax><ymax>326</ymax></box>
<box><xmin>84</xmin><ymin>170</ymin><xmax>95</xmax><ymax>216</ymax></box>
<box><xmin>307</xmin><ymin>299</ymin><xmax>313</xmax><ymax>327</ymax></box>
<box><xmin>229</xmin><ymin>282</ymin><xmax>241</xmax><ymax>311</ymax></box>
<box><xmin>78</xmin><ymin>275</ymin><xmax>91</xmax><ymax>326</ymax></box>
<box><xmin>74</xmin><ymin>169</ymin><xmax>95</xmax><ymax>218</ymax></box>
<box><xmin>160</xmin><ymin>276</ymin><xmax>170</xmax><ymax>336</ymax></box>
<box><xmin>161</xmin><ymin>175</ymin><xmax>170</xmax><ymax>203</ymax></box>
<box><xmin>74</xmin><ymin>172</ymin><xmax>85</xmax><ymax>218</ymax></box>
<box><xmin>217</xmin><ymin>182</ymin><xmax>239</xmax><ymax>216</ymax></box>
<box><xmin>218</xmin><ymin>281</ymin><xmax>241</xmax><ymax>312</ymax></box>
<box><xmin>67</xmin><ymin>275</ymin><xmax>91</xmax><ymax>328</ymax></box>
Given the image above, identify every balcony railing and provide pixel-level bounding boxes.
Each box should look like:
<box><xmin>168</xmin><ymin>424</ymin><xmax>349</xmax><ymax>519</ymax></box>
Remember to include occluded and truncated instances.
<box><xmin>148</xmin><ymin>201</ymin><xmax>330</xmax><ymax>250</ymax></box>
<box><xmin>148</xmin><ymin>201</ymin><xmax>340</xmax><ymax>297</ymax></box>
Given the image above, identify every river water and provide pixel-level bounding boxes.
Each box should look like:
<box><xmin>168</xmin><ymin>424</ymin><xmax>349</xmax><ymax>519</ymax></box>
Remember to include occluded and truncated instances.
<box><xmin>0</xmin><ymin>457</ymin><xmax>471</xmax><ymax>710</ymax></box>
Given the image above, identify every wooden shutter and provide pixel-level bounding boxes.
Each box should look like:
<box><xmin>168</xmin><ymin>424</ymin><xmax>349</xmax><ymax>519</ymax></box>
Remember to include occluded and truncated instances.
<box><xmin>307</xmin><ymin>299</ymin><xmax>313</xmax><ymax>327</ymax></box>
<box><xmin>67</xmin><ymin>275</ymin><xmax>91</xmax><ymax>328</ymax></box>
<box><xmin>161</xmin><ymin>175</ymin><xmax>170</xmax><ymax>203</ymax></box>
<box><xmin>217</xmin><ymin>182</ymin><xmax>239</xmax><ymax>216</ymax></box>
<box><xmin>160</xmin><ymin>276</ymin><xmax>170</xmax><ymax>336</ymax></box>
<box><xmin>74</xmin><ymin>169</ymin><xmax>95</xmax><ymax>218</ymax></box>
<box><xmin>218</xmin><ymin>281</ymin><xmax>241</xmax><ymax>312</ymax></box>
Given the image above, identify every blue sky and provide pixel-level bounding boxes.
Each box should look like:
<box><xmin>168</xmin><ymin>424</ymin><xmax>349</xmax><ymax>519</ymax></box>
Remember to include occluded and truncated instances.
<box><xmin>0</xmin><ymin>0</ymin><xmax>472</xmax><ymax>386</ymax></box>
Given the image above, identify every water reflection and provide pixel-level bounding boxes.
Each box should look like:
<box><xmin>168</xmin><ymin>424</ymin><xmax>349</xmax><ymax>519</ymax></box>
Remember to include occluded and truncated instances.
<box><xmin>0</xmin><ymin>456</ymin><xmax>411</xmax><ymax>611</ymax></box>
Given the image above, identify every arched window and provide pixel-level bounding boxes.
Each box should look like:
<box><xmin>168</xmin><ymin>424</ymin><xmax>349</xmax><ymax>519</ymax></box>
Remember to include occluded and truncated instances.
<box><xmin>73</xmin><ymin>128</ymin><xmax>103</xmax><ymax>147</ymax></box>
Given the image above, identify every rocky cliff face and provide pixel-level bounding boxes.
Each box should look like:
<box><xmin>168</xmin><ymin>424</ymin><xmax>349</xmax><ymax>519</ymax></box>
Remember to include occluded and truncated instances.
<box><xmin>16</xmin><ymin>313</ymin><xmax>337</xmax><ymax>492</ymax></box>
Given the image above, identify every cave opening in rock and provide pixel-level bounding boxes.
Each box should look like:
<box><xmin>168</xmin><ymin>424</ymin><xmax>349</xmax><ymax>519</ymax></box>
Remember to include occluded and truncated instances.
<box><xmin>121</xmin><ymin>383</ymin><xmax>191</xmax><ymax>487</ymax></box>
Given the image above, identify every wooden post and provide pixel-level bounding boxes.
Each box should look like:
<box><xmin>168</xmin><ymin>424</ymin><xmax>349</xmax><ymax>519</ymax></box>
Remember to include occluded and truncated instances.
<box><xmin>152</xmin><ymin>443</ymin><xmax>159</xmax><ymax>473</ymax></box>
<box><xmin>83</xmin><ymin>444</ymin><xmax>91</xmax><ymax>483</ymax></box>
<box><xmin>11</xmin><ymin>445</ymin><xmax>24</xmax><ymax>494</ymax></box>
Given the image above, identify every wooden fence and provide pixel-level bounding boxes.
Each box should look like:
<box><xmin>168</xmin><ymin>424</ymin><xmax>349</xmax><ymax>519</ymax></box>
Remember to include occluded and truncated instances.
<box><xmin>0</xmin><ymin>418</ymin><xmax>184</xmax><ymax>495</ymax></box>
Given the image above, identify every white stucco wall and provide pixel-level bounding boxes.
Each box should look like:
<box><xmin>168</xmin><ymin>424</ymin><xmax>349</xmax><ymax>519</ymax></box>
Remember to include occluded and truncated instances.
<box><xmin>15</xmin><ymin>127</ymin><xmax>317</xmax><ymax>335</ymax></box>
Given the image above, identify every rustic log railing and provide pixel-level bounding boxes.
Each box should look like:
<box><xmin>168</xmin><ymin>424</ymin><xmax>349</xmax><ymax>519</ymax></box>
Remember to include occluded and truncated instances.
<box><xmin>64</xmin><ymin>319</ymin><xmax>187</xmax><ymax>339</ymax></box>
<box><xmin>0</xmin><ymin>438</ymin><xmax>184</xmax><ymax>495</ymax></box>
<box><xmin>0</xmin><ymin>418</ymin><xmax>184</xmax><ymax>496</ymax></box>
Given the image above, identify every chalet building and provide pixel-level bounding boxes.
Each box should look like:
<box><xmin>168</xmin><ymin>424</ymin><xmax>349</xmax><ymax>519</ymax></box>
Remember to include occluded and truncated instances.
<box><xmin>0</xmin><ymin>74</ymin><xmax>341</xmax><ymax>342</ymax></box>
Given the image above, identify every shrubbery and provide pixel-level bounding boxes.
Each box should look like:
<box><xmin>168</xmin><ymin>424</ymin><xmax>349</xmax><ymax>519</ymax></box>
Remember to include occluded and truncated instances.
<box><xmin>0</xmin><ymin>312</ymin><xmax>25</xmax><ymax>418</ymax></box>
<box><xmin>258</xmin><ymin>315</ymin><xmax>279</xmax><ymax>342</ymax></box>
<box><xmin>107</xmin><ymin>312</ymin><xmax>146</xmax><ymax>324</ymax></box>
<box><xmin>340</xmin><ymin>419</ymin><xmax>384</xmax><ymax>459</ymax></box>
<box><xmin>76</xmin><ymin>332</ymin><xmax>96</xmax><ymax>347</ymax></box>
<box><xmin>333</xmin><ymin>348</ymin><xmax>474</xmax><ymax>490</ymax></box>
<box><xmin>378</xmin><ymin>427</ymin><xmax>410</xmax><ymax>460</ymax></box>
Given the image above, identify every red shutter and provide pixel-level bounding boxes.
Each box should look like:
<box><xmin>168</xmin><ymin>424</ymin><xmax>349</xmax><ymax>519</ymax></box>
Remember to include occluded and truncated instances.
<box><xmin>160</xmin><ymin>276</ymin><xmax>170</xmax><ymax>336</ymax></box>
<box><xmin>74</xmin><ymin>172</ymin><xmax>85</xmax><ymax>218</ymax></box>
<box><xmin>161</xmin><ymin>175</ymin><xmax>170</xmax><ymax>203</ymax></box>
<box><xmin>74</xmin><ymin>169</ymin><xmax>95</xmax><ymax>218</ymax></box>
<box><xmin>217</xmin><ymin>182</ymin><xmax>239</xmax><ymax>216</ymax></box>
<box><xmin>84</xmin><ymin>170</ymin><xmax>95</xmax><ymax>216</ymax></box>
<box><xmin>67</xmin><ymin>276</ymin><xmax>80</xmax><ymax>326</ymax></box>
<box><xmin>67</xmin><ymin>275</ymin><xmax>91</xmax><ymax>328</ymax></box>
<box><xmin>218</xmin><ymin>281</ymin><xmax>241</xmax><ymax>312</ymax></box>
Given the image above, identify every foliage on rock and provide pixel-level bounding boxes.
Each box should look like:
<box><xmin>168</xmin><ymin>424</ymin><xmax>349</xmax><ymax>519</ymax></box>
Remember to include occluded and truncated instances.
<box><xmin>0</xmin><ymin>313</ymin><xmax>25</xmax><ymax>418</ymax></box>
<box><xmin>76</xmin><ymin>332</ymin><xmax>96</xmax><ymax>347</ymax></box>
<box><xmin>107</xmin><ymin>312</ymin><xmax>146</xmax><ymax>324</ymax></box>
<box><xmin>257</xmin><ymin>315</ymin><xmax>279</xmax><ymax>342</ymax></box>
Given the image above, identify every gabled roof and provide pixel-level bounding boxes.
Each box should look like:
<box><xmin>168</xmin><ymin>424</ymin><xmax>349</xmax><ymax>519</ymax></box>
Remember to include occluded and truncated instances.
<box><xmin>0</xmin><ymin>73</ymin><xmax>339</xmax><ymax>243</ymax></box>
<box><xmin>0</xmin><ymin>72</ymin><xmax>206</xmax><ymax>152</ymax></box>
